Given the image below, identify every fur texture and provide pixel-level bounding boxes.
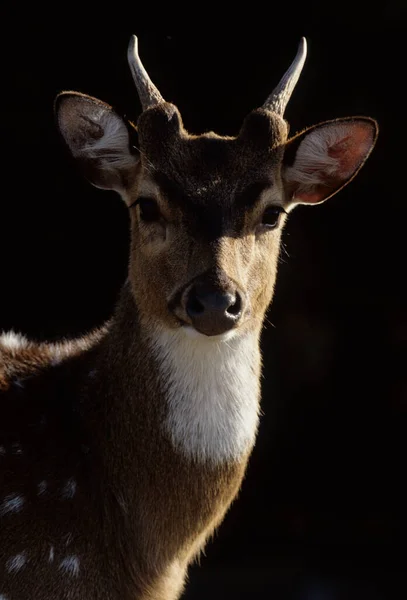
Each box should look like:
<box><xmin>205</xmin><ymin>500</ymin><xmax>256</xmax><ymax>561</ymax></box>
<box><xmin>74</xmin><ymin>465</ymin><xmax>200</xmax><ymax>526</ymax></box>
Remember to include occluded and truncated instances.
<box><xmin>151</xmin><ymin>326</ymin><xmax>261</xmax><ymax>463</ymax></box>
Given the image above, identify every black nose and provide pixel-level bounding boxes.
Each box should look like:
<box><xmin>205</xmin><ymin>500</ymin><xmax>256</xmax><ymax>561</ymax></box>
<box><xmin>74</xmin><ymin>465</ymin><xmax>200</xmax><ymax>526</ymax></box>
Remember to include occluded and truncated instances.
<box><xmin>185</xmin><ymin>280</ymin><xmax>244</xmax><ymax>336</ymax></box>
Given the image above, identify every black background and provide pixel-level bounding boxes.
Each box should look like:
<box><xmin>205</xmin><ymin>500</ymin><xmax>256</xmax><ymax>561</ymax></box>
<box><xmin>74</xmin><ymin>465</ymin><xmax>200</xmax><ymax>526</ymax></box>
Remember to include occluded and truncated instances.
<box><xmin>1</xmin><ymin>5</ymin><xmax>406</xmax><ymax>599</ymax></box>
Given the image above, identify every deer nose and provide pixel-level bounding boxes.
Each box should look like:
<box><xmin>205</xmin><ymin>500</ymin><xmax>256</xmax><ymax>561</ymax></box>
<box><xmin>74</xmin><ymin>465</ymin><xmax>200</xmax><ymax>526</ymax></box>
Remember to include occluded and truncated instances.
<box><xmin>185</xmin><ymin>281</ymin><xmax>244</xmax><ymax>336</ymax></box>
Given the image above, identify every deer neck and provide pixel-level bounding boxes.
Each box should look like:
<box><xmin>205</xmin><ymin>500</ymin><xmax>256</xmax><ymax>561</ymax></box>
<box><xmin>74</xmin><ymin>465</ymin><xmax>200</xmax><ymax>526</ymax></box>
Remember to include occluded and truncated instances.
<box><xmin>94</xmin><ymin>280</ymin><xmax>262</xmax><ymax>467</ymax></box>
<box><xmin>149</xmin><ymin>324</ymin><xmax>262</xmax><ymax>464</ymax></box>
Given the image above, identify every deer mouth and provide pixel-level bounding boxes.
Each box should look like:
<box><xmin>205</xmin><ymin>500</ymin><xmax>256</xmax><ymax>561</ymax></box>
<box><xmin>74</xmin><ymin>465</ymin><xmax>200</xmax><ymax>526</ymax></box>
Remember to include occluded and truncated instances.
<box><xmin>180</xmin><ymin>324</ymin><xmax>238</xmax><ymax>342</ymax></box>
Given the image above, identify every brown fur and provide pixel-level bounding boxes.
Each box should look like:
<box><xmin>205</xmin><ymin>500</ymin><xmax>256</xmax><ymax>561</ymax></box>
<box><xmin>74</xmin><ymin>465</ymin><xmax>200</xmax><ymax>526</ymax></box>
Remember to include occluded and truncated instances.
<box><xmin>0</xmin><ymin>288</ymin><xmax>248</xmax><ymax>599</ymax></box>
<box><xmin>0</xmin><ymin>42</ymin><xmax>377</xmax><ymax>599</ymax></box>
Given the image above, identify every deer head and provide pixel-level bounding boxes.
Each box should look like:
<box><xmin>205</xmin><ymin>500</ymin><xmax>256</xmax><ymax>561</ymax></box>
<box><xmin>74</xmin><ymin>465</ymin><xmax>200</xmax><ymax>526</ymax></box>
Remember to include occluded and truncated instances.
<box><xmin>55</xmin><ymin>36</ymin><xmax>377</xmax><ymax>338</ymax></box>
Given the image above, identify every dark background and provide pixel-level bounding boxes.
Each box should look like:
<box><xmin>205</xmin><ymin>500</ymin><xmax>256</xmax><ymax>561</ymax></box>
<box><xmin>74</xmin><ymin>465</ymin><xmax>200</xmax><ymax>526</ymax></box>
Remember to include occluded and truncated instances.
<box><xmin>1</xmin><ymin>6</ymin><xmax>406</xmax><ymax>599</ymax></box>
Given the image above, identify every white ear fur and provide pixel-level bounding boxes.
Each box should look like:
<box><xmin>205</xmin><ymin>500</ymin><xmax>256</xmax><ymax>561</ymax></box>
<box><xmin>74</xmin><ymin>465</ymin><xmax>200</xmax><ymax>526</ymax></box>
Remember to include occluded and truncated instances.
<box><xmin>284</xmin><ymin>118</ymin><xmax>377</xmax><ymax>205</ymax></box>
<box><xmin>81</xmin><ymin>108</ymin><xmax>136</xmax><ymax>171</ymax></box>
<box><xmin>55</xmin><ymin>92</ymin><xmax>139</xmax><ymax>194</ymax></box>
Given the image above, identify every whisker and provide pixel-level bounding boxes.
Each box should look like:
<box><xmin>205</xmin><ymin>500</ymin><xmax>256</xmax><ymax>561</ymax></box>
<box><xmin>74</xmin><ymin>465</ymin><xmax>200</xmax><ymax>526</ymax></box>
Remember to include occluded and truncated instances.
<box><xmin>131</xmin><ymin>143</ymin><xmax>156</xmax><ymax>174</ymax></box>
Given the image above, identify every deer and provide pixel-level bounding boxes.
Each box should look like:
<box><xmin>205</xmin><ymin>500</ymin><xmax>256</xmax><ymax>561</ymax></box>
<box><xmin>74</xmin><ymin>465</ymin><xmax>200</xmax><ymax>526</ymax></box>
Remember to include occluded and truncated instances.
<box><xmin>0</xmin><ymin>35</ymin><xmax>377</xmax><ymax>599</ymax></box>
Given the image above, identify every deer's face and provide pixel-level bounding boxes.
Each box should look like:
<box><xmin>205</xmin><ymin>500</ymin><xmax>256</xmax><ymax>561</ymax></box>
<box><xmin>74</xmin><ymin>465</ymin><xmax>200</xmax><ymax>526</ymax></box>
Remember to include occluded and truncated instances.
<box><xmin>127</xmin><ymin>105</ymin><xmax>289</xmax><ymax>337</ymax></box>
<box><xmin>55</xmin><ymin>37</ymin><xmax>377</xmax><ymax>338</ymax></box>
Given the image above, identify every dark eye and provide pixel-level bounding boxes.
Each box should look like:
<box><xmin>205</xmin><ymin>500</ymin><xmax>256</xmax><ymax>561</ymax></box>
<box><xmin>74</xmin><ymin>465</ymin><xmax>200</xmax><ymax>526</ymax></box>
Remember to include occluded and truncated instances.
<box><xmin>261</xmin><ymin>206</ymin><xmax>285</xmax><ymax>229</ymax></box>
<box><xmin>137</xmin><ymin>197</ymin><xmax>161</xmax><ymax>223</ymax></box>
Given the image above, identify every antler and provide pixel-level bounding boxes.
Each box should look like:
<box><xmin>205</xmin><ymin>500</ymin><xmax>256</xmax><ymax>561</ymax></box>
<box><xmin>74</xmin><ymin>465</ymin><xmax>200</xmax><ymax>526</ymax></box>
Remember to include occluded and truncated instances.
<box><xmin>127</xmin><ymin>35</ymin><xmax>165</xmax><ymax>110</ymax></box>
<box><xmin>263</xmin><ymin>37</ymin><xmax>307</xmax><ymax>116</ymax></box>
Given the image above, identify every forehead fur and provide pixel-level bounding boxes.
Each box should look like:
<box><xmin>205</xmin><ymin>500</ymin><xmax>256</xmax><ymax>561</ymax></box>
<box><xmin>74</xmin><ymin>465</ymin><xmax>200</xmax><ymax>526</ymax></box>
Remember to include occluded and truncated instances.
<box><xmin>136</xmin><ymin>103</ymin><xmax>288</xmax><ymax>203</ymax></box>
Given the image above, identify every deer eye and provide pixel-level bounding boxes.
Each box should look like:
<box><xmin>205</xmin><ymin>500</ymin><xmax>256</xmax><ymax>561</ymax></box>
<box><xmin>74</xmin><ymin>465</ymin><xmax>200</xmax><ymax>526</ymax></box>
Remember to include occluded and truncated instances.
<box><xmin>261</xmin><ymin>206</ymin><xmax>285</xmax><ymax>229</ymax></box>
<box><xmin>137</xmin><ymin>197</ymin><xmax>161</xmax><ymax>223</ymax></box>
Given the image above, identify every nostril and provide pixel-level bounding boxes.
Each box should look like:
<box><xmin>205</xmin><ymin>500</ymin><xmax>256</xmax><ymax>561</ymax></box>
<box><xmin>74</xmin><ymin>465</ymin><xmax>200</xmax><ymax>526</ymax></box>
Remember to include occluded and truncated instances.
<box><xmin>226</xmin><ymin>292</ymin><xmax>242</xmax><ymax>317</ymax></box>
<box><xmin>186</xmin><ymin>287</ymin><xmax>205</xmax><ymax>317</ymax></box>
<box><xmin>183</xmin><ymin>282</ymin><xmax>244</xmax><ymax>335</ymax></box>
<box><xmin>185</xmin><ymin>284</ymin><xmax>244</xmax><ymax>324</ymax></box>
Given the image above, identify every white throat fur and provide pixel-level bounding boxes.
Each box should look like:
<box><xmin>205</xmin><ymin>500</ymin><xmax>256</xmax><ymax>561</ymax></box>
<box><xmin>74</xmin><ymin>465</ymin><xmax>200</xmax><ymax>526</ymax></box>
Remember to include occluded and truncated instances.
<box><xmin>151</xmin><ymin>327</ymin><xmax>261</xmax><ymax>464</ymax></box>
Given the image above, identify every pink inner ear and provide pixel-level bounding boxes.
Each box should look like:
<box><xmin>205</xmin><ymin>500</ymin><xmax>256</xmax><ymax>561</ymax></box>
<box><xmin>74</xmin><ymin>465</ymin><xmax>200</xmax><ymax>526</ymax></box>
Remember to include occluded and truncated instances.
<box><xmin>287</xmin><ymin>118</ymin><xmax>377</xmax><ymax>205</ymax></box>
<box><xmin>327</xmin><ymin>123</ymin><xmax>374</xmax><ymax>180</ymax></box>
<box><xmin>296</xmin><ymin>190</ymin><xmax>327</xmax><ymax>204</ymax></box>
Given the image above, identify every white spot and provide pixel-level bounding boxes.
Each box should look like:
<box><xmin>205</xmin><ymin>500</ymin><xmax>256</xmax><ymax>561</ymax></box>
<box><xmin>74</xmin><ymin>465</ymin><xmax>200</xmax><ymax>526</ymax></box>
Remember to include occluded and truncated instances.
<box><xmin>11</xmin><ymin>442</ymin><xmax>23</xmax><ymax>455</ymax></box>
<box><xmin>0</xmin><ymin>493</ymin><xmax>25</xmax><ymax>516</ymax></box>
<box><xmin>61</xmin><ymin>478</ymin><xmax>77</xmax><ymax>499</ymax></box>
<box><xmin>195</xmin><ymin>185</ymin><xmax>208</xmax><ymax>196</ymax></box>
<box><xmin>6</xmin><ymin>551</ymin><xmax>27</xmax><ymax>573</ymax></box>
<box><xmin>49</xmin><ymin>545</ymin><xmax>54</xmax><ymax>563</ymax></box>
<box><xmin>0</xmin><ymin>446</ymin><xmax>5</xmax><ymax>456</ymax></box>
<box><xmin>150</xmin><ymin>325</ymin><xmax>261</xmax><ymax>464</ymax></box>
<box><xmin>0</xmin><ymin>331</ymin><xmax>28</xmax><ymax>350</ymax></box>
<box><xmin>59</xmin><ymin>555</ymin><xmax>80</xmax><ymax>577</ymax></box>
<box><xmin>37</xmin><ymin>480</ymin><xmax>47</xmax><ymax>496</ymax></box>
<box><xmin>0</xmin><ymin>595</ymin><xmax>10</xmax><ymax>600</ymax></box>
<box><xmin>88</xmin><ymin>368</ymin><xmax>98</xmax><ymax>379</ymax></box>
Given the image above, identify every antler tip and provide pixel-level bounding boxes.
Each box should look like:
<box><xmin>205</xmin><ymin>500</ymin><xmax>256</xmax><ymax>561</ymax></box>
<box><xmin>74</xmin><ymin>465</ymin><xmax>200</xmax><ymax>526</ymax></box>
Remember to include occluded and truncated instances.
<box><xmin>294</xmin><ymin>37</ymin><xmax>307</xmax><ymax>65</ymax></box>
<box><xmin>299</xmin><ymin>37</ymin><xmax>307</xmax><ymax>57</ymax></box>
<box><xmin>128</xmin><ymin>35</ymin><xmax>139</xmax><ymax>60</ymax></box>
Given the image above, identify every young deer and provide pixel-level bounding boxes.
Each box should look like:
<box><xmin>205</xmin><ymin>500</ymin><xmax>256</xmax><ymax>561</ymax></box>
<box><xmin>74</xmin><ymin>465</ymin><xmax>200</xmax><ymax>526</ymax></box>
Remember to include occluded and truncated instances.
<box><xmin>0</xmin><ymin>36</ymin><xmax>377</xmax><ymax>599</ymax></box>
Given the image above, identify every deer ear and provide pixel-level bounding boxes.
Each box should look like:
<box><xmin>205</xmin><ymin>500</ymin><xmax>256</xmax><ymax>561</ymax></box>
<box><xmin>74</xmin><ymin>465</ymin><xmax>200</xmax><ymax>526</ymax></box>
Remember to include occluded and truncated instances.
<box><xmin>283</xmin><ymin>117</ymin><xmax>378</xmax><ymax>206</ymax></box>
<box><xmin>55</xmin><ymin>92</ymin><xmax>140</xmax><ymax>195</ymax></box>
